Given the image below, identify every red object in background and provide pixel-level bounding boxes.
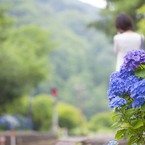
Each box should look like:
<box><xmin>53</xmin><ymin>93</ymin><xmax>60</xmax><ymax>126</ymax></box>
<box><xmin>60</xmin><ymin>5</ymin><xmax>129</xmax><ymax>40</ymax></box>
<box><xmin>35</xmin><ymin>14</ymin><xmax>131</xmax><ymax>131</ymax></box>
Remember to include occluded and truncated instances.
<box><xmin>51</xmin><ymin>88</ymin><xmax>58</xmax><ymax>96</ymax></box>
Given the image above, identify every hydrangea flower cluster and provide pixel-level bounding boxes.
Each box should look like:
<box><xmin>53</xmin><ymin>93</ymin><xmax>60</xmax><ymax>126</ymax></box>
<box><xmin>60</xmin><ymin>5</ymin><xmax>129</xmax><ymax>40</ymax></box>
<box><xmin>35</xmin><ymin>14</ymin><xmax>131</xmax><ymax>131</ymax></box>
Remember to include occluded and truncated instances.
<box><xmin>123</xmin><ymin>49</ymin><xmax>145</xmax><ymax>71</ymax></box>
<box><xmin>108</xmin><ymin>50</ymin><xmax>145</xmax><ymax>108</ymax></box>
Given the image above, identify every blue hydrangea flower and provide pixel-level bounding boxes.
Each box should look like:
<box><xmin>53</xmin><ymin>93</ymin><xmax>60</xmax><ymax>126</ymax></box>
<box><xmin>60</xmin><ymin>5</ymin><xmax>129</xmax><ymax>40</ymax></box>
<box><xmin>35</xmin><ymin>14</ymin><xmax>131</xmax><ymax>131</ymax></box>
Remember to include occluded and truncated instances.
<box><xmin>130</xmin><ymin>79</ymin><xmax>145</xmax><ymax>107</ymax></box>
<box><xmin>108</xmin><ymin>50</ymin><xmax>145</xmax><ymax>109</ymax></box>
<box><xmin>108</xmin><ymin>69</ymin><xmax>132</xmax><ymax>100</ymax></box>
<box><xmin>123</xmin><ymin>50</ymin><xmax>145</xmax><ymax>71</ymax></box>
<box><xmin>119</xmin><ymin>66</ymin><xmax>134</xmax><ymax>79</ymax></box>
<box><xmin>108</xmin><ymin>77</ymin><xmax>125</xmax><ymax>100</ymax></box>
<box><xmin>109</xmin><ymin>96</ymin><xmax>127</xmax><ymax>108</ymax></box>
<box><xmin>132</xmin><ymin>97</ymin><xmax>145</xmax><ymax>108</ymax></box>
<box><xmin>125</xmin><ymin>75</ymin><xmax>141</xmax><ymax>93</ymax></box>
<box><xmin>110</xmin><ymin>71</ymin><xmax>119</xmax><ymax>81</ymax></box>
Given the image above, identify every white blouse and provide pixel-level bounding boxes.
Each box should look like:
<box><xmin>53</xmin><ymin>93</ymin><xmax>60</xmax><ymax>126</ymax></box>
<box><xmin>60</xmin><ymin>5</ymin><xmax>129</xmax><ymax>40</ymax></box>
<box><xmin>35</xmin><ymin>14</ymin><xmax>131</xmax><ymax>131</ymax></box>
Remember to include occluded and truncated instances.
<box><xmin>113</xmin><ymin>31</ymin><xmax>144</xmax><ymax>71</ymax></box>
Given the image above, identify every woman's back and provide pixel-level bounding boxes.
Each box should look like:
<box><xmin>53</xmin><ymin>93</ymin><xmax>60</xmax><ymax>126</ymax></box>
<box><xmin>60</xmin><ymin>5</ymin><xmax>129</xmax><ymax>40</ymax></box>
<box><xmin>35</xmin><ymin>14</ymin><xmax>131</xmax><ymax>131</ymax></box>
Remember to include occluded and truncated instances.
<box><xmin>114</xmin><ymin>31</ymin><xmax>142</xmax><ymax>55</ymax></box>
<box><xmin>114</xmin><ymin>31</ymin><xmax>142</xmax><ymax>71</ymax></box>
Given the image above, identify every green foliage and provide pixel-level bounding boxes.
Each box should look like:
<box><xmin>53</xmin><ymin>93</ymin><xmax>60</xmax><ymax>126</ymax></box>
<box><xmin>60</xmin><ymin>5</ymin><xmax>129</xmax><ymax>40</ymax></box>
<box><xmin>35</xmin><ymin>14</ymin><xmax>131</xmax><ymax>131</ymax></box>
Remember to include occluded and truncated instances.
<box><xmin>113</xmin><ymin>106</ymin><xmax>145</xmax><ymax>144</ymax></box>
<box><xmin>3</xmin><ymin>96</ymin><xmax>28</xmax><ymax>115</ymax></box>
<box><xmin>0</xmin><ymin>4</ymin><xmax>14</xmax><ymax>41</ymax></box>
<box><xmin>137</xmin><ymin>4</ymin><xmax>145</xmax><ymax>34</ymax></box>
<box><xmin>58</xmin><ymin>103</ymin><xmax>84</xmax><ymax>130</ymax></box>
<box><xmin>89</xmin><ymin>112</ymin><xmax>114</xmax><ymax>132</ymax></box>
<box><xmin>31</xmin><ymin>94</ymin><xmax>53</xmax><ymax>130</ymax></box>
<box><xmin>135</xmin><ymin>64</ymin><xmax>145</xmax><ymax>78</ymax></box>
<box><xmin>36</xmin><ymin>7</ymin><xmax>114</xmax><ymax>117</ymax></box>
<box><xmin>0</xmin><ymin>2</ymin><xmax>55</xmax><ymax>106</ymax></box>
<box><xmin>0</xmin><ymin>18</ymin><xmax>53</xmax><ymax>104</ymax></box>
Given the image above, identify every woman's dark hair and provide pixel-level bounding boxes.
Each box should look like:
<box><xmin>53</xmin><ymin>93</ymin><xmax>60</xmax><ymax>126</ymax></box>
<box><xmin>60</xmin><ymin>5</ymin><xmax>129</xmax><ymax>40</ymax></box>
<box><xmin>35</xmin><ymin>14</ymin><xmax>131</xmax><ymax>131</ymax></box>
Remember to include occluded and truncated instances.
<box><xmin>115</xmin><ymin>13</ymin><xmax>133</xmax><ymax>31</ymax></box>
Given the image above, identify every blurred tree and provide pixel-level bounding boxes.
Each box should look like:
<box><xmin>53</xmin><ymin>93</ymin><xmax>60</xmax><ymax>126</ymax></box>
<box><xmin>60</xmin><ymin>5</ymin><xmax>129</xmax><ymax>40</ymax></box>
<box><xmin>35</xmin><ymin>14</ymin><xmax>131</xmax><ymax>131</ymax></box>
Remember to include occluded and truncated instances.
<box><xmin>0</xmin><ymin>4</ymin><xmax>14</xmax><ymax>42</ymax></box>
<box><xmin>137</xmin><ymin>4</ymin><xmax>145</xmax><ymax>34</ymax></box>
<box><xmin>3</xmin><ymin>96</ymin><xmax>28</xmax><ymax>115</ymax></box>
<box><xmin>1</xmin><ymin>0</ymin><xmax>115</xmax><ymax>118</ymax></box>
<box><xmin>0</xmin><ymin>25</ymin><xmax>53</xmax><ymax>105</ymax></box>
<box><xmin>58</xmin><ymin>103</ymin><xmax>84</xmax><ymax>130</ymax></box>
<box><xmin>0</xmin><ymin>5</ymin><xmax>54</xmax><ymax>105</ymax></box>
<box><xmin>31</xmin><ymin>94</ymin><xmax>53</xmax><ymax>130</ymax></box>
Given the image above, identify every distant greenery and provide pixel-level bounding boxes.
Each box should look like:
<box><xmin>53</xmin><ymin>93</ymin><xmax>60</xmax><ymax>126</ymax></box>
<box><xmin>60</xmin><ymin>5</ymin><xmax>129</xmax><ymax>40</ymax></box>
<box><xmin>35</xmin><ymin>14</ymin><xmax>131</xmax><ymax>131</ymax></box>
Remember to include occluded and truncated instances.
<box><xmin>1</xmin><ymin>0</ymin><xmax>115</xmax><ymax>118</ymax></box>
<box><xmin>0</xmin><ymin>3</ymin><xmax>54</xmax><ymax>106</ymax></box>
<box><xmin>137</xmin><ymin>4</ymin><xmax>145</xmax><ymax>34</ymax></box>
<box><xmin>89</xmin><ymin>112</ymin><xmax>114</xmax><ymax>133</ymax></box>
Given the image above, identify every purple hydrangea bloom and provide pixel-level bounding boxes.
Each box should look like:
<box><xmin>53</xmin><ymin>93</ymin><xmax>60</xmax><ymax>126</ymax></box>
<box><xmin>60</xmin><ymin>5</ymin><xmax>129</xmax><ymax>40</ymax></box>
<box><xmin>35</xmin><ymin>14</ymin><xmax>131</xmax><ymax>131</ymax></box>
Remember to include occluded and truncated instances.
<box><xmin>123</xmin><ymin>50</ymin><xmax>145</xmax><ymax>71</ymax></box>
<box><xmin>109</xmin><ymin>96</ymin><xmax>127</xmax><ymax>108</ymax></box>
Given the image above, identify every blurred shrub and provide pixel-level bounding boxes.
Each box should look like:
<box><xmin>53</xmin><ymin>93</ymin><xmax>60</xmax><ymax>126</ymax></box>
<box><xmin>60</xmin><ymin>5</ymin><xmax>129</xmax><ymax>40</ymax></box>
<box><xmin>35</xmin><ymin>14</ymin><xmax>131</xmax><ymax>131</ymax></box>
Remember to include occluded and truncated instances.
<box><xmin>4</xmin><ymin>96</ymin><xmax>28</xmax><ymax>115</ymax></box>
<box><xmin>4</xmin><ymin>94</ymin><xmax>86</xmax><ymax>132</ymax></box>
<box><xmin>4</xmin><ymin>94</ymin><xmax>53</xmax><ymax>131</ymax></box>
<box><xmin>89</xmin><ymin>112</ymin><xmax>114</xmax><ymax>132</ymax></box>
<box><xmin>58</xmin><ymin>103</ymin><xmax>84</xmax><ymax>131</ymax></box>
<box><xmin>69</xmin><ymin>122</ymin><xmax>91</xmax><ymax>136</ymax></box>
<box><xmin>31</xmin><ymin>94</ymin><xmax>53</xmax><ymax>130</ymax></box>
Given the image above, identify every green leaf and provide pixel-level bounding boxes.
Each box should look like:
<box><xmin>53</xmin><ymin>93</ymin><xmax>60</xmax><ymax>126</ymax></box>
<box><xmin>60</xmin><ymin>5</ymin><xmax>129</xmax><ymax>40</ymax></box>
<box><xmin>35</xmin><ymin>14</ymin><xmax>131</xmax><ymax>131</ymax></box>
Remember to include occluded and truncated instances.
<box><xmin>120</xmin><ymin>123</ymin><xmax>130</xmax><ymax>128</ymax></box>
<box><xmin>135</xmin><ymin>65</ymin><xmax>145</xmax><ymax>78</ymax></box>
<box><xmin>112</xmin><ymin>113</ymin><xmax>121</xmax><ymax>121</ymax></box>
<box><xmin>128</xmin><ymin>137</ymin><xmax>138</xmax><ymax>145</ymax></box>
<box><xmin>115</xmin><ymin>129</ymin><xmax>126</xmax><ymax>140</ymax></box>
<box><xmin>112</xmin><ymin>122</ymin><xmax>121</xmax><ymax>128</ymax></box>
<box><xmin>132</xmin><ymin>120</ymin><xmax>143</xmax><ymax>129</ymax></box>
<box><xmin>141</xmin><ymin>103</ymin><xmax>145</xmax><ymax>110</ymax></box>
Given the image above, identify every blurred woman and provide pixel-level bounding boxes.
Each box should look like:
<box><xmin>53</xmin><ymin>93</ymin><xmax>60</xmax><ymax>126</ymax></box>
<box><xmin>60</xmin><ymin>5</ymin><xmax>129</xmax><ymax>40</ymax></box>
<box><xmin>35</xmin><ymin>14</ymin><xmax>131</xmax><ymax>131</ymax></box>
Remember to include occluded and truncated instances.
<box><xmin>113</xmin><ymin>13</ymin><xmax>144</xmax><ymax>71</ymax></box>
